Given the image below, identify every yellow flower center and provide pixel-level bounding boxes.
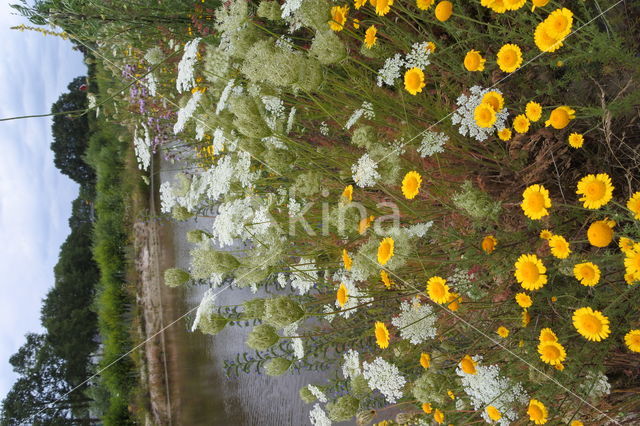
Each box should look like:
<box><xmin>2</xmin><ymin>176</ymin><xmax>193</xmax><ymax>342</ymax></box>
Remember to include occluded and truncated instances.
<box><xmin>407</xmin><ymin>72</ymin><xmax>421</xmax><ymax>89</ymax></box>
<box><xmin>550</xmin><ymin>109</ymin><xmax>569</xmax><ymax>127</ymax></box>
<box><xmin>585</xmin><ymin>181</ymin><xmax>606</xmax><ymax>200</ymax></box>
<box><xmin>431</xmin><ymin>282</ymin><xmax>446</xmax><ymax>299</ymax></box>
<box><xmin>502</xmin><ymin>50</ymin><xmax>517</xmax><ymax>67</ymax></box>
<box><xmin>549</xmin><ymin>15</ymin><xmax>569</xmax><ymax>34</ymax></box>
<box><xmin>525</xmin><ymin>192</ymin><xmax>546</xmax><ymax>212</ymax></box>
<box><xmin>542</xmin><ymin>345</ymin><xmax>561</xmax><ymax>359</ymax></box>
<box><xmin>460</xmin><ymin>357</ymin><xmax>476</xmax><ymax>374</ymax></box>
<box><xmin>580</xmin><ymin>314</ymin><xmax>603</xmax><ymax>334</ymax></box>
<box><xmin>579</xmin><ymin>265</ymin><xmax>595</xmax><ymax>281</ymax></box>
<box><xmin>529</xmin><ymin>405</ymin><xmax>543</xmax><ymax>421</ymax></box>
<box><xmin>520</xmin><ymin>261</ymin><xmax>540</xmax><ymax>282</ymax></box>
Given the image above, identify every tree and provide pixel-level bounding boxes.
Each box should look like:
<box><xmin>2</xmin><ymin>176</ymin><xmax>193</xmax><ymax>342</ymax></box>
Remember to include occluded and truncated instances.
<box><xmin>50</xmin><ymin>76</ymin><xmax>95</xmax><ymax>185</ymax></box>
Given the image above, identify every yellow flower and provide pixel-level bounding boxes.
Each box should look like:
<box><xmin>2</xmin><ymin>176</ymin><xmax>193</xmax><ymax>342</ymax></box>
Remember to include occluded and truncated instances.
<box><xmin>624</xmin><ymin>329</ymin><xmax>640</xmax><ymax>352</ymax></box>
<box><xmin>352</xmin><ymin>18</ymin><xmax>360</xmax><ymax>29</ymax></box>
<box><xmin>515</xmin><ymin>253</ymin><xmax>548</xmax><ymax>291</ymax></box>
<box><xmin>375</xmin><ymin>0</ymin><xmax>393</xmax><ymax>16</ymax></box>
<box><xmin>426</xmin><ymin>41</ymin><xmax>436</xmax><ymax>52</ymax></box>
<box><xmin>402</xmin><ymin>171</ymin><xmax>422</xmax><ymax>199</ymax></box>
<box><xmin>427</xmin><ymin>276</ymin><xmax>450</xmax><ymax>304</ymax></box>
<box><xmin>538</xmin><ymin>340</ymin><xmax>566</xmax><ymax>365</ymax></box>
<box><xmin>572</xmin><ymin>307</ymin><xmax>611</xmax><ymax>342</ymax></box>
<box><xmin>521</xmin><ymin>184</ymin><xmax>551</xmax><ymax>220</ymax></box>
<box><xmin>624</xmin><ymin>243</ymin><xmax>640</xmax><ymax>278</ymax></box>
<box><xmin>522</xmin><ymin>310</ymin><xmax>531</xmax><ymax>327</ymax></box>
<box><xmin>377</xmin><ymin>237</ymin><xmax>394</xmax><ymax>265</ymax></box>
<box><xmin>513</xmin><ymin>114</ymin><xmax>530</xmax><ymax>134</ymax></box>
<box><xmin>505</xmin><ymin>0</ymin><xmax>526</xmax><ymax>10</ymax></box>
<box><xmin>481</xmin><ymin>235</ymin><xmax>497</xmax><ymax>254</ymax></box>
<box><xmin>342</xmin><ymin>249</ymin><xmax>353</xmax><ymax>271</ymax></box>
<box><xmin>482</xmin><ymin>0</ymin><xmax>506</xmax><ymax>13</ymax></box>
<box><xmin>364</xmin><ymin>25</ymin><xmax>378</xmax><ymax>49</ymax></box>
<box><xmin>570</xmin><ymin>421</ymin><xmax>584</xmax><ymax>426</ymax></box>
<box><xmin>404</xmin><ymin>68</ymin><xmax>426</xmax><ymax>95</ymax></box>
<box><xmin>568</xmin><ymin>133</ymin><xmax>584</xmax><ymax>148</ymax></box>
<box><xmin>497</xmin><ymin>128</ymin><xmax>512</xmax><ymax>141</ymax></box>
<box><xmin>627</xmin><ymin>192</ymin><xmax>640</xmax><ymax>220</ymax></box>
<box><xmin>433</xmin><ymin>408</ymin><xmax>445</xmax><ymax>424</ymax></box>
<box><xmin>482</xmin><ymin>91</ymin><xmax>504</xmax><ymax>112</ymax></box>
<box><xmin>434</xmin><ymin>1</ymin><xmax>453</xmax><ymax>21</ymax></box>
<box><xmin>534</xmin><ymin>20</ymin><xmax>564</xmax><ymax>52</ymax></box>
<box><xmin>420</xmin><ymin>352</ymin><xmax>431</xmax><ymax>368</ymax></box>
<box><xmin>459</xmin><ymin>355</ymin><xmax>477</xmax><ymax>374</ymax></box>
<box><xmin>527</xmin><ymin>399</ymin><xmax>548</xmax><ymax>425</ymax></box>
<box><xmin>587</xmin><ymin>219</ymin><xmax>615</xmax><ymax>247</ymax></box>
<box><xmin>486</xmin><ymin>406</ymin><xmax>502</xmax><ymax>421</ymax></box>
<box><xmin>416</xmin><ymin>0</ymin><xmax>435</xmax><ymax>10</ymax></box>
<box><xmin>375</xmin><ymin>321</ymin><xmax>390</xmax><ymax>348</ymax></box>
<box><xmin>474</xmin><ymin>103</ymin><xmax>497</xmax><ymax>128</ymax></box>
<box><xmin>446</xmin><ymin>292</ymin><xmax>461</xmax><ymax>311</ymax></box>
<box><xmin>329</xmin><ymin>5</ymin><xmax>349</xmax><ymax>31</ymax></box>
<box><xmin>554</xmin><ymin>363</ymin><xmax>565</xmax><ymax>371</ymax></box>
<box><xmin>359</xmin><ymin>215</ymin><xmax>375</xmax><ymax>234</ymax></box>
<box><xmin>576</xmin><ymin>173</ymin><xmax>613</xmax><ymax>209</ymax></box>
<box><xmin>539</xmin><ymin>229</ymin><xmax>553</xmax><ymax>240</ymax></box>
<box><xmin>464</xmin><ymin>50</ymin><xmax>485</xmax><ymax>72</ymax></box>
<box><xmin>515</xmin><ymin>293</ymin><xmax>532</xmax><ymax>309</ymax></box>
<box><xmin>422</xmin><ymin>402</ymin><xmax>433</xmax><ymax>414</ymax></box>
<box><xmin>619</xmin><ymin>237</ymin><xmax>635</xmax><ymax>254</ymax></box>
<box><xmin>447</xmin><ymin>390</ymin><xmax>455</xmax><ymax>399</ymax></box>
<box><xmin>496</xmin><ymin>43</ymin><xmax>523</xmax><ymax>73</ymax></box>
<box><xmin>342</xmin><ymin>184</ymin><xmax>353</xmax><ymax>202</ymax></box>
<box><xmin>539</xmin><ymin>328</ymin><xmax>558</xmax><ymax>343</ymax></box>
<box><xmin>531</xmin><ymin>0</ymin><xmax>550</xmax><ymax>11</ymax></box>
<box><xmin>354</xmin><ymin>0</ymin><xmax>367</xmax><ymax>9</ymax></box>
<box><xmin>545</xmin><ymin>8</ymin><xmax>573</xmax><ymax>39</ymax></box>
<box><xmin>497</xmin><ymin>326</ymin><xmax>509</xmax><ymax>338</ymax></box>
<box><xmin>548</xmin><ymin>234</ymin><xmax>571</xmax><ymax>259</ymax></box>
<box><xmin>380</xmin><ymin>269</ymin><xmax>393</xmax><ymax>289</ymax></box>
<box><xmin>337</xmin><ymin>283</ymin><xmax>349</xmax><ymax>307</ymax></box>
<box><xmin>526</xmin><ymin>101</ymin><xmax>543</xmax><ymax>122</ymax></box>
<box><xmin>544</xmin><ymin>106</ymin><xmax>575</xmax><ymax>129</ymax></box>
<box><xmin>573</xmin><ymin>262</ymin><xmax>601</xmax><ymax>287</ymax></box>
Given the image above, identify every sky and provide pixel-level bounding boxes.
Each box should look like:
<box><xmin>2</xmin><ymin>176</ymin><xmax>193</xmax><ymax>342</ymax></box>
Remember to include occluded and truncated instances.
<box><xmin>0</xmin><ymin>3</ymin><xmax>86</xmax><ymax>400</ymax></box>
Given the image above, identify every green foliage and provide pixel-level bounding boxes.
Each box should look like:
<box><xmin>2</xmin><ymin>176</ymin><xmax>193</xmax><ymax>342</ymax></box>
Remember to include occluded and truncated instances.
<box><xmin>264</xmin><ymin>358</ymin><xmax>292</xmax><ymax>376</ymax></box>
<box><xmin>263</xmin><ymin>296</ymin><xmax>305</xmax><ymax>329</ymax></box>
<box><xmin>246</xmin><ymin>324</ymin><xmax>279</xmax><ymax>350</ymax></box>
<box><xmin>327</xmin><ymin>395</ymin><xmax>360</xmax><ymax>422</ymax></box>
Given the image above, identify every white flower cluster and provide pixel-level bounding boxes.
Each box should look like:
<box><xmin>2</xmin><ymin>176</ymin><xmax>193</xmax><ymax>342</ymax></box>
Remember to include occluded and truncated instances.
<box><xmin>211</xmin><ymin>198</ymin><xmax>271</xmax><ymax>247</ymax></box>
<box><xmin>320</xmin><ymin>121</ymin><xmax>329</xmax><ymax>136</ymax></box>
<box><xmin>386</xmin><ymin>221</ymin><xmax>433</xmax><ymax>239</ymax></box>
<box><xmin>160</xmin><ymin>181</ymin><xmax>177</xmax><ymax>213</ymax></box>
<box><xmin>144</xmin><ymin>46</ymin><xmax>164</xmax><ymax>65</ymax></box>
<box><xmin>451</xmin><ymin>86</ymin><xmax>509</xmax><ymax>142</ymax></box>
<box><xmin>145</xmin><ymin>73</ymin><xmax>158</xmax><ymax>97</ymax></box>
<box><xmin>404</xmin><ymin>42</ymin><xmax>432</xmax><ymax>70</ymax></box>
<box><xmin>417</xmin><ymin>131</ymin><xmax>448</xmax><ymax>157</ymax></box>
<box><xmin>176</xmin><ymin>37</ymin><xmax>201</xmax><ymax>93</ymax></box>
<box><xmin>307</xmin><ymin>385</ymin><xmax>327</xmax><ymax>403</ymax></box>
<box><xmin>456</xmin><ymin>356</ymin><xmax>528</xmax><ymax>425</ymax></box>
<box><xmin>345</xmin><ymin>101</ymin><xmax>375</xmax><ymax>130</ymax></box>
<box><xmin>262</xmin><ymin>95</ymin><xmax>286</xmax><ymax>130</ymax></box>
<box><xmin>342</xmin><ymin>349</ymin><xmax>361</xmax><ymax>380</ymax></box>
<box><xmin>283</xmin><ymin>322</ymin><xmax>304</xmax><ymax>359</ymax></box>
<box><xmin>332</xmin><ymin>270</ymin><xmax>373</xmax><ymax>319</ymax></box>
<box><xmin>377</xmin><ymin>43</ymin><xmax>431</xmax><ymax>87</ymax></box>
<box><xmin>362</xmin><ymin>357</ymin><xmax>406</xmax><ymax>403</ymax></box>
<box><xmin>281</xmin><ymin>0</ymin><xmax>303</xmax><ymax>19</ymax></box>
<box><xmin>289</xmin><ymin>258</ymin><xmax>318</xmax><ymax>295</ymax></box>
<box><xmin>216</xmin><ymin>79</ymin><xmax>235</xmax><ymax>115</ymax></box>
<box><xmin>191</xmin><ymin>288</ymin><xmax>217</xmax><ymax>332</ymax></box>
<box><xmin>309</xmin><ymin>403</ymin><xmax>331</xmax><ymax>426</ymax></box>
<box><xmin>174</xmin><ymin>91</ymin><xmax>202</xmax><ymax>134</ymax></box>
<box><xmin>390</xmin><ymin>298</ymin><xmax>437</xmax><ymax>344</ymax></box>
<box><xmin>286</xmin><ymin>106</ymin><xmax>296</xmax><ymax>134</ymax></box>
<box><xmin>133</xmin><ymin>124</ymin><xmax>151</xmax><ymax>171</ymax></box>
<box><xmin>351</xmin><ymin>153</ymin><xmax>381</xmax><ymax>188</ymax></box>
<box><xmin>580</xmin><ymin>370</ymin><xmax>611</xmax><ymax>399</ymax></box>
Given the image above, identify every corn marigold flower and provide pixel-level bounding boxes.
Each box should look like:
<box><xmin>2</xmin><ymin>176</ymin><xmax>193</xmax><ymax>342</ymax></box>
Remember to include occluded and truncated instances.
<box><xmin>426</xmin><ymin>41</ymin><xmax>436</xmax><ymax>52</ymax></box>
<box><xmin>573</xmin><ymin>307</ymin><xmax>610</xmax><ymax>341</ymax></box>
<box><xmin>539</xmin><ymin>229</ymin><xmax>553</xmax><ymax>240</ymax></box>
<box><xmin>576</xmin><ymin>173</ymin><xmax>614</xmax><ymax>209</ymax></box>
<box><xmin>573</xmin><ymin>262</ymin><xmax>601</xmax><ymax>287</ymax></box>
<box><xmin>447</xmin><ymin>390</ymin><xmax>455</xmax><ymax>399</ymax></box>
<box><xmin>482</xmin><ymin>235</ymin><xmax>497</xmax><ymax>254</ymax></box>
<box><xmin>513</xmin><ymin>114</ymin><xmax>530</xmax><ymax>134</ymax></box>
<box><xmin>539</xmin><ymin>328</ymin><xmax>557</xmax><ymax>343</ymax></box>
<box><xmin>627</xmin><ymin>192</ymin><xmax>640</xmax><ymax>220</ymax></box>
<box><xmin>624</xmin><ymin>243</ymin><xmax>640</xmax><ymax>279</ymax></box>
<box><xmin>587</xmin><ymin>219</ymin><xmax>615</xmax><ymax>247</ymax></box>
<box><xmin>375</xmin><ymin>0</ymin><xmax>393</xmax><ymax>16</ymax></box>
<box><xmin>417</xmin><ymin>0</ymin><xmax>435</xmax><ymax>9</ymax></box>
<box><xmin>464</xmin><ymin>50</ymin><xmax>486</xmax><ymax>71</ymax></box>
<box><xmin>427</xmin><ymin>276</ymin><xmax>450</xmax><ymax>304</ymax></box>
<box><xmin>474</xmin><ymin>103</ymin><xmax>497</xmax><ymax>128</ymax></box>
<box><xmin>422</xmin><ymin>402</ymin><xmax>432</xmax><ymax>413</ymax></box>
<box><xmin>570</xmin><ymin>421</ymin><xmax>584</xmax><ymax>426</ymax></box>
<box><xmin>377</xmin><ymin>237</ymin><xmax>394</xmax><ymax>265</ymax></box>
<box><xmin>434</xmin><ymin>1</ymin><xmax>453</xmax><ymax>21</ymax></box>
<box><xmin>505</xmin><ymin>0</ymin><xmax>526</xmax><ymax>10</ymax></box>
<box><xmin>374</xmin><ymin>321</ymin><xmax>390</xmax><ymax>348</ymax></box>
<box><xmin>497</xmin><ymin>128</ymin><xmax>512</xmax><ymax>141</ymax></box>
<box><xmin>482</xmin><ymin>91</ymin><xmax>504</xmax><ymax>112</ymax></box>
<box><xmin>545</xmin><ymin>106</ymin><xmax>575</xmax><ymax>129</ymax></box>
<box><xmin>521</xmin><ymin>184</ymin><xmax>551</xmax><ymax>220</ymax></box>
<box><xmin>496</xmin><ymin>44</ymin><xmax>523</xmax><ymax>73</ymax></box>
<box><xmin>538</xmin><ymin>340</ymin><xmax>566</xmax><ymax>365</ymax></box>
<box><xmin>568</xmin><ymin>132</ymin><xmax>584</xmax><ymax>148</ymax></box>
<box><xmin>342</xmin><ymin>184</ymin><xmax>353</xmax><ymax>202</ymax></box>
<box><xmin>342</xmin><ymin>249</ymin><xmax>353</xmax><ymax>270</ymax></box>
<box><xmin>359</xmin><ymin>215</ymin><xmax>375</xmax><ymax>234</ymax></box>
<box><xmin>527</xmin><ymin>399</ymin><xmax>548</xmax><ymax>425</ymax></box>
<box><xmin>548</xmin><ymin>234</ymin><xmax>571</xmax><ymax>259</ymax></box>
<box><xmin>531</xmin><ymin>0</ymin><xmax>550</xmax><ymax>11</ymax></box>
<box><xmin>534</xmin><ymin>21</ymin><xmax>562</xmax><ymax>52</ymax></box>
<box><xmin>515</xmin><ymin>292</ymin><xmax>532</xmax><ymax>309</ymax></box>
<box><xmin>620</xmin><ymin>237</ymin><xmax>635</xmax><ymax>254</ymax></box>
<box><xmin>352</xmin><ymin>18</ymin><xmax>360</xmax><ymax>28</ymax></box>
<box><xmin>522</xmin><ymin>310</ymin><xmax>531</xmax><ymax>327</ymax></box>
<box><xmin>625</xmin><ymin>329</ymin><xmax>640</xmax><ymax>352</ymax></box>
<box><xmin>481</xmin><ymin>0</ymin><xmax>506</xmax><ymax>13</ymax></box>
<box><xmin>402</xmin><ymin>171</ymin><xmax>422</xmax><ymax>199</ymax></box>
<box><xmin>433</xmin><ymin>408</ymin><xmax>445</xmax><ymax>424</ymax></box>
<box><xmin>486</xmin><ymin>406</ymin><xmax>502</xmax><ymax>421</ymax></box>
<box><xmin>404</xmin><ymin>68</ymin><xmax>426</xmax><ymax>95</ymax></box>
<box><xmin>460</xmin><ymin>355</ymin><xmax>477</xmax><ymax>374</ymax></box>
<box><xmin>420</xmin><ymin>352</ymin><xmax>431</xmax><ymax>368</ymax></box>
<box><xmin>515</xmin><ymin>253</ymin><xmax>548</xmax><ymax>291</ymax></box>
<box><xmin>545</xmin><ymin>8</ymin><xmax>573</xmax><ymax>39</ymax></box>
<box><xmin>526</xmin><ymin>101</ymin><xmax>543</xmax><ymax>122</ymax></box>
<box><xmin>329</xmin><ymin>5</ymin><xmax>349</xmax><ymax>31</ymax></box>
<box><xmin>497</xmin><ymin>326</ymin><xmax>509</xmax><ymax>338</ymax></box>
<box><xmin>447</xmin><ymin>292</ymin><xmax>461</xmax><ymax>311</ymax></box>
<box><xmin>337</xmin><ymin>283</ymin><xmax>349</xmax><ymax>307</ymax></box>
<box><xmin>380</xmin><ymin>269</ymin><xmax>392</xmax><ymax>288</ymax></box>
<box><xmin>354</xmin><ymin>0</ymin><xmax>367</xmax><ymax>9</ymax></box>
<box><xmin>364</xmin><ymin>25</ymin><xmax>377</xmax><ymax>48</ymax></box>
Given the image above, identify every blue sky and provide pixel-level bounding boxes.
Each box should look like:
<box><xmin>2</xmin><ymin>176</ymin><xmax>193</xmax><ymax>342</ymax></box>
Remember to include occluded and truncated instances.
<box><xmin>0</xmin><ymin>3</ymin><xmax>86</xmax><ymax>400</ymax></box>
